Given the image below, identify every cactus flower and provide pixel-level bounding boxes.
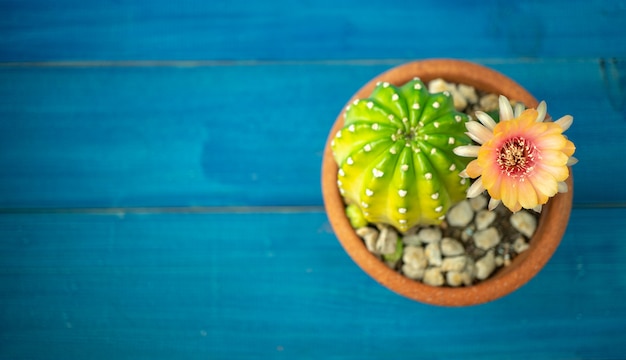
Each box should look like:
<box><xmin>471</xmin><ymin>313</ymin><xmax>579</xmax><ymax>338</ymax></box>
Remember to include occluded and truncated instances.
<box><xmin>332</xmin><ymin>78</ymin><xmax>473</xmax><ymax>232</ymax></box>
<box><xmin>454</xmin><ymin>96</ymin><xmax>577</xmax><ymax>212</ymax></box>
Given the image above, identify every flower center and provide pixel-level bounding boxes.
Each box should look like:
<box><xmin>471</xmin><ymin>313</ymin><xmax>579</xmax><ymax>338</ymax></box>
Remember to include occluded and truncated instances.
<box><xmin>497</xmin><ymin>137</ymin><xmax>537</xmax><ymax>178</ymax></box>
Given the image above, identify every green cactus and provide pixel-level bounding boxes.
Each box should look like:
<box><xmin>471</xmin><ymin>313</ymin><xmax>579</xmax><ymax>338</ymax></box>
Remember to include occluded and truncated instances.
<box><xmin>331</xmin><ymin>78</ymin><xmax>473</xmax><ymax>233</ymax></box>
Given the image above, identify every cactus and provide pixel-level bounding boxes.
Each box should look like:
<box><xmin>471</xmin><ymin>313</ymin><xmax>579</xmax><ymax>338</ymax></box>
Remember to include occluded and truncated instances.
<box><xmin>331</xmin><ymin>78</ymin><xmax>473</xmax><ymax>233</ymax></box>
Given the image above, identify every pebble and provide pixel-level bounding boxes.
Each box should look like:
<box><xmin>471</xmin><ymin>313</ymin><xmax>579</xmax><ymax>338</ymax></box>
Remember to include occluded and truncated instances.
<box><xmin>402</xmin><ymin>246</ymin><xmax>428</xmax><ymax>270</ymax></box>
<box><xmin>441</xmin><ymin>255</ymin><xmax>467</xmax><ymax>272</ymax></box>
<box><xmin>457</xmin><ymin>84</ymin><xmax>478</xmax><ymax>104</ymax></box>
<box><xmin>463</xmin><ymin>258</ymin><xmax>476</xmax><ymax>286</ymax></box>
<box><xmin>402</xmin><ymin>234</ymin><xmax>422</xmax><ymax>246</ymax></box>
<box><xmin>428</xmin><ymin>78</ymin><xmax>449</xmax><ymax>94</ymax></box>
<box><xmin>513</xmin><ymin>236</ymin><xmax>530</xmax><ymax>253</ymax></box>
<box><xmin>425</xmin><ymin>242</ymin><xmax>443</xmax><ymax>267</ymax></box>
<box><xmin>423</xmin><ymin>267</ymin><xmax>445</xmax><ymax>286</ymax></box>
<box><xmin>440</xmin><ymin>238</ymin><xmax>465</xmax><ymax>256</ymax></box>
<box><xmin>495</xmin><ymin>255</ymin><xmax>504</xmax><ymax>267</ymax></box>
<box><xmin>375</xmin><ymin>225</ymin><xmax>398</xmax><ymax>255</ymax></box>
<box><xmin>479</xmin><ymin>93</ymin><xmax>499</xmax><ymax>112</ymax></box>
<box><xmin>447</xmin><ymin>200</ymin><xmax>474</xmax><ymax>227</ymax></box>
<box><xmin>475</xmin><ymin>210</ymin><xmax>496</xmax><ymax>230</ymax></box>
<box><xmin>475</xmin><ymin>250</ymin><xmax>496</xmax><ymax>280</ymax></box>
<box><xmin>510</xmin><ymin>211</ymin><xmax>538</xmax><ymax>238</ymax></box>
<box><xmin>402</xmin><ymin>263</ymin><xmax>425</xmax><ymax>280</ymax></box>
<box><xmin>356</xmin><ymin>227</ymin><xmax>379</xmax><ymax>254</ymax></box>
<box><xmin>503</xmin><ymin>253</ymin><xmax>512</xmax><ymax>267</ymax></box>
<box><xmin>417</xmin><ymin>227</ymin><xmax>442</xmax><ymax>243</ymax></box>
<box><xmin>473</xmin><ymin>227</ymin><xmax>501</xmax><ymax>250</ymax></box>
<box><xmin>469</xmin><ymin>194</ymin><xmax>487</xmax><ymax>211</ymax></box>
<box><xmin>446</xmin><ymin>271</ymin><xmax>465</xmax><ymax>287</ymax></box>
<box><xmin>428</xmin><ymin>78</ymin><xmax>467</xmax><ymax>111</ymax></box>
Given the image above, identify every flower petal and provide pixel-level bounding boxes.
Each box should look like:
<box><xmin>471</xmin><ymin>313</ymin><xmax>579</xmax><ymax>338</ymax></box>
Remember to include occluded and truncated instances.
<box><xmin>567</xmin><ymin>156</ymin><xmax>579</xmax><ymax>166</ymax></box>
<box><xmin>474</xmin><ymin>111</ymin><xmax>496</xmax><ymax>130</ymax></box>
<box><xmin>514</xmin><ymin>102</ymin><xmax>525</xmax><ymax>118</ymax></box>
<box><xmin>529</xmin><ymin>170</ymin><xmax>558</xmax><ymax>200</ymax></box>
<box><xmin>555</xmin><ymin>115</ymin><xmax>573</xmax><ymax>131</ymax></box>
<box><xmin>536</xmin><ymin>101</ymin><xmax>547</xmax><ymax>122</ymax></box>
<box><xmin>466</xmin><ymin>159</ymin><xmax>483</xmax><ymax>178</ymax></box>
<box><xmin>480</xmin><ymin>160</ymin><xmax>501</xmax><ymax>190</ymax></box>
<box><xmin>453</xmin><ymin>145</ymin><xmax>481</xmax><ymax>158</ymax></box>
<box><xmin>488</xmin><ymin>198</ymin><xmax>501</xmax><ymax>211</ymax></box>
<box><xmin>538</xmin><ymin>163</ymin><xmax>569</xmax><ymax>182</ymax></box>
<box><xmin>467</xmin><ymin>177</ymin><xmax>485</xmax><ymax>198</ymax></box>
<box><xmin>499</xmin><ymin>95</ymin><xmax>514</xmax><ymax>121</ymax></box>
<box><xmin>540</xmin><ymin>150</ymin><xmax>569</xmax><ymax>167</ymax></box>
<box><xmin>557</xmin><ymin>181</ymin><xmax>569</xmax><ymax>193</ymax></box>
<box><xmin>465</xmin><ymin>121</ymin><xmax>493</xmax><ymax>144</ymax></box>
<box><xmin>562</xmin><ymin>139</ymin><xmax>576</xmax><ymax>157</ymax></box>
<box><xmin>534</xmin><ymin>133</ymin><xmax>567</xmax><ymax>150</ymax></box>
<box><xmin>517</xmin><ymin>179</ymin><xmax>538</xmax><ymax>209</ymax></box>
<box><xmin>500</xmin><ymin>176</ymin><xmax>520</xmax><ymax>212</ymax></box>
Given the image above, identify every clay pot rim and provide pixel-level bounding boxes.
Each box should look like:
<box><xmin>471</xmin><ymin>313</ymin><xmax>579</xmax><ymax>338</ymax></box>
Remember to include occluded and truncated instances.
<box><xmin>321</xmin><ymin>59</ymin><xmax>573</xmax><ymax>307</ymax></box>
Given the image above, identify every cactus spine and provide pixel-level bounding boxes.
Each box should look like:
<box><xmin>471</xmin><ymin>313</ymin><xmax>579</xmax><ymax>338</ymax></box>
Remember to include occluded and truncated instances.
<box><xmin>331</xmin><ymin>78</ymin><xmax>472</xmax><ymax>232</ymax></box>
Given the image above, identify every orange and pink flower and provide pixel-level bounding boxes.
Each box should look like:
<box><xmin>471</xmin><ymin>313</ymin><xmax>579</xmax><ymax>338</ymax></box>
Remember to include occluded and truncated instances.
<box><xmin>454</xmin><ymin>96</ymin><xmax>577</xmax><ymax>212</ymax></box>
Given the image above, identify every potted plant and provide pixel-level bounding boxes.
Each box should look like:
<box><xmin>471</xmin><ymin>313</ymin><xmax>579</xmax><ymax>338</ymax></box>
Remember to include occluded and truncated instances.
<box><xmin>321</xmin><ymin>59</ymin><xmax>576</xmax><ymax>306</ymax></box>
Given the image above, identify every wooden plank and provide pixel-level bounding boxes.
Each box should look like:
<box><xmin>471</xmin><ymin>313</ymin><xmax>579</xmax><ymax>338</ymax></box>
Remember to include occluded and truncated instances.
<box><xmin>1</xmin><ymin>0</ymin><xmax>625</xmax><ymax>61</ymax></box>
<box><xmin>0</xmin><ymin>208</ymin><xmax>625</xmax><ymax>359</ymax></box>
<box><xmin>0</xmin><ymin>59</ymin><xmax>622</xmax><ymax>208</ymax></box>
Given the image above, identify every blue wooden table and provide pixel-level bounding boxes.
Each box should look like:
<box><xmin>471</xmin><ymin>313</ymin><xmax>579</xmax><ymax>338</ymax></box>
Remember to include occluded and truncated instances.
<box><xmin>1</xmin><ymin>1</ymin><xmax>626</xmax><ymax>358</ymax></box>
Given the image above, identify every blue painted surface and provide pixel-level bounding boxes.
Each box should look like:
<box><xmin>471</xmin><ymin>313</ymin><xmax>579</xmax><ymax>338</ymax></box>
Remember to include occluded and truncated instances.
<box><xmin>0</xmin><ymin>60</ymin><xmax>623</xmax><ymax>208</ymax></box>
<box><xmin>1</xmin><ymin>0</ymin><xmax>625</xmax><ymax>358</ymax></box>
<box><xmin>1</xmin><ymin>0</ymin><xmax>626</xmax><ymax>61</ymax></box>
<box><xmin>0</xmin><ymin>209</ymin><xmax>625</xmax><ymax>359</ymax></box>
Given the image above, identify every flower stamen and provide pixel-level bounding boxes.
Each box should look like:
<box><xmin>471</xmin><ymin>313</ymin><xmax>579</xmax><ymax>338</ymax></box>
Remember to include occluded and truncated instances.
<box><xmin>497</xmin><ymin>137</ymin><xmax>537</xmax><ymax>178</ymax></box>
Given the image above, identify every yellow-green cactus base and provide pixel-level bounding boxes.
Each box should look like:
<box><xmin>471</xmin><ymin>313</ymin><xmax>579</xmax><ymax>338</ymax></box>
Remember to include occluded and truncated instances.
<box><xmin>332</xmin><ymin>78</ymin><xmax>472</xmax><ymax>232</ymax></box>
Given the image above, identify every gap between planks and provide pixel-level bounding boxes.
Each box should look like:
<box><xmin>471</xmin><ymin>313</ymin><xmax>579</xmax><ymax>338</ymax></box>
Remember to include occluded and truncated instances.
<box><xmin>0</xmin><ymin>58</ymin><xmax>603</xmax><ymax>68</ymax></box>
<box><xmin>0</xmin><ymin>203</ymin><xmax>621</xmax><ymax>216</ymax></box>
<box><xmin>0</xmin><ymin>206</ymin><xmax>326</xmax><ymax>215</ymax></box>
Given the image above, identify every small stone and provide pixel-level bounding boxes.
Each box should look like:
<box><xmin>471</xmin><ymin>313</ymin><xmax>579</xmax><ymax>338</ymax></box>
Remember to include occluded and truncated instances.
<box><xmin>473</xmin><ymin>227</ymin><xmax>501</xmax><ymax>250</ymax></box>
<box><xmin>428</xmin><ymin>78</ymin><xmax>450</xmax><ymax>94</ymax></box>
<box><xmin>440</xmin><ymin>238</ymin><xmax>465</xmax><ymax>256</ymax></box>
<box><xmin>461</xmin><ymin>271</ymin><xmax>474</xmax><ymax>286</ymax></box>
<box><xmin>423</xmin><ymin>267</ymin><xmax>445</xmax><ymax>286</ymax></box>
<box><xmin>479</xmin><ymin>93</ymin><xmax>499</xmax><ymax>112</ymax></box>
<box><xmin>417</xmin><ymin>227</ymin><xmax>442</xmax><ymax>243</ymax></box>
<box><xmin>495</xmin><ymin>255</ymin><xmax>504</xmax><ymax>267</ymax></box>
<box><xmin>450</xmin><ymin>88</ymin><xmax>468</xmax><ymax>111</ymax></box>
<box><xmin>510</xmin><ymin>211</ymin><xmax>537</xmax><ymax>238</ymax></box>
<box><xmin>475</xmin><ymin>250</ymin><xmax>496</xmax><ymax>280</ymax></box>
<box><xmin>463</xmin><ymin>258</ymin><xmax>476</xmax><ymax>286</ymax></box>
<box><xmin>446</xmin><ymin>271</ymin><xmax>465</xmax><ymax>287</ymax></box>
<box><xmin>402</xmin><ymin>246</ymin><xmax>428</xmax><ymax>270</ymax></box>
<box><xmin>475</xmin><ymin>210</ymin><xmax>496</xmax><ymax>230</ymax></box>
<box><xmin>457</xmin><ymin>84</ymin><xmax>478</xmax><ymax>104</ymax></box>
<box><xmin>447</xmin><ymin>200</ymin><xmax>474</xmax><ymax>227</ymax></box>
<box><xmin>504</xmin><ymin>253</ymin><xmax>512</xmax><ymax>267</ymax></box>
<box><xmin>425</xmin><ymin>242</ymin><xmax>442</xmax><ymax>267</ymax></box>
<box><xmin>461</xmin><ymin>225</ymin><xmax>474</xmax><ymax>242</ymax></box>
<box><xmin>402</xmin><ymin>263</ymin><xmax>425</xmax><ymax>280</ymax></box>
<box><xmin>356</xmin><ymin>227</ymin><xmax>379</xmax><ymax>253</ymax></box>
<box><xmin>375</xmin><ymin>225</ymin><xmax>398</xmax><ymax>255</ymax></box>
<box><xmin>402</xmin><ymin>234</ymin><xmax>421</xmax><ymax>246</ymax></box>
<box><xmin>469</xmin><ymin>194</ymin><xmax>487</xmax><ymax>211</ymax></box>
<box><xmin>513</xmin><ymin>236</ymin><xmax>530</xmax><ymax>253</ymax></box>
<box><xmin>441</xmin><ymin>255</ymin><xmax>467</xmax><ymax>272</ymax></box>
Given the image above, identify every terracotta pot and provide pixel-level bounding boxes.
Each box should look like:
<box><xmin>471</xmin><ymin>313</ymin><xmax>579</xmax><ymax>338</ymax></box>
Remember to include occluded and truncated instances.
<box><xmin>321</xmin><ymin>59</ymin><xmax>573</xmax><ymax>306</ymax></box>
